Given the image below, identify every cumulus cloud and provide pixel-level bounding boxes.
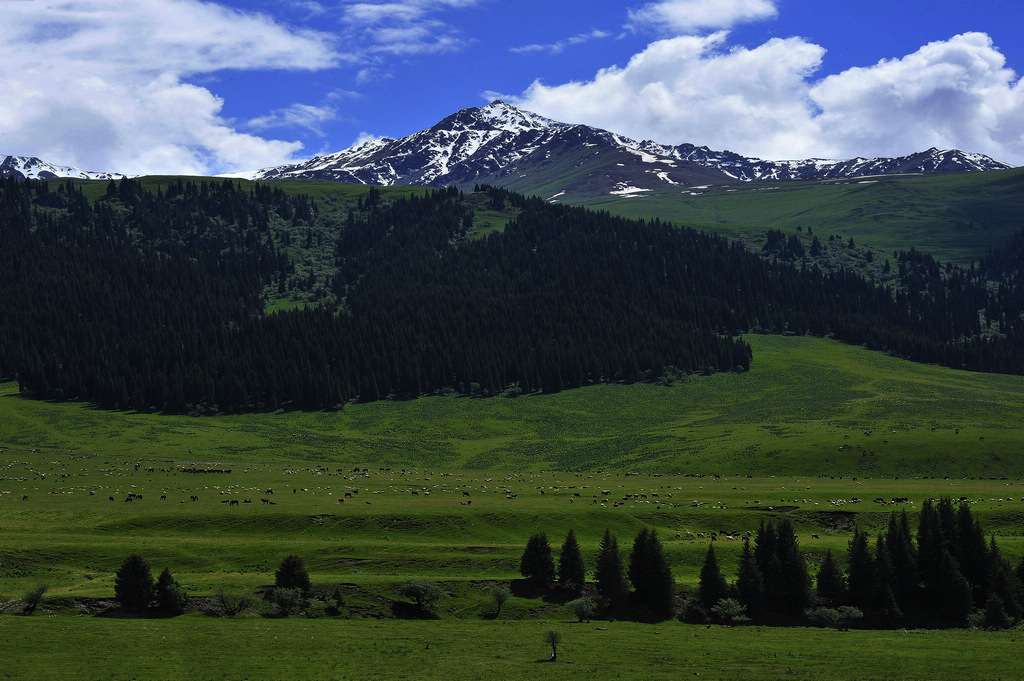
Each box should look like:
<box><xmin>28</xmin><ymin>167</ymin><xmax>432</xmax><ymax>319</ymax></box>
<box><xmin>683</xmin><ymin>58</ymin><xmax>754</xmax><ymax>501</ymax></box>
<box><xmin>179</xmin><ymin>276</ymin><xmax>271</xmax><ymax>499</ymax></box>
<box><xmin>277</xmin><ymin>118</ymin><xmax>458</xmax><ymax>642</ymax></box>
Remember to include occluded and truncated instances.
<box><xmin>0</xmin><ymin>0</ymin><xmax>343</xmax><ymax>175</ymax></box>
<box><xmin>511</xmin><ymin>33</ymin><xmax>827</xmax><ymax>159</ymax></box>
<box><xmin>627</xmin><ymin>0</ymin><xmax>778</xmax><ymax>34</ymax></box>
<box><xmin>509</xmin><ymin>30</ymin><xmax>1024</xmax><ymax>164</ymax></box>
<box><xmin>810</xmin><ymin>32</ymin><xmax>1024</xmax><ymax>162</ymax></box>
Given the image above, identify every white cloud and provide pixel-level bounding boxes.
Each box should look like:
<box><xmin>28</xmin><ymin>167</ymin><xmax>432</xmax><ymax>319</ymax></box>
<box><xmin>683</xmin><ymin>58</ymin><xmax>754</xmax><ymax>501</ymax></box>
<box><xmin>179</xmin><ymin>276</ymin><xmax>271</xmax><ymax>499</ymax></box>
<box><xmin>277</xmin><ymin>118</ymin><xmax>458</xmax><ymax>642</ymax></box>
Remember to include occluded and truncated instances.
<box><xmin>247</xmin><ymin>103</ymin><xmax>340</xmax><ymax>136</ymax></box>
<box><xmin>627</xmin><ymin>0</ymin><xmax>778</xmax><ymax>34</ymax></box>
<box><xmin>511</xmin><ymin>29</ymin><xmax>612</xmax><ymax>56</ymax></box>
<box><xmin>341</xmin><ymin>0</ymin><xmax>479</xmax><ymax>55</ymax></box>
<box><xmin>810</xmin><ymin>32</ymin><xmax>1024</xmax><ymax>162</ymax></box>
<box><xmin>511</xmin><ymin>33</ymin><xmax>826</xmax><ymax>159</ymax></box>
<box><xmin>509</xmin><ymin>31</ymin><xmax>1024</xmax><ymax>165</ymax></box>
<box><xmin>0</xmin><ymin>0</ymin><xmax>343</xmax><ymax>175</ymax></box>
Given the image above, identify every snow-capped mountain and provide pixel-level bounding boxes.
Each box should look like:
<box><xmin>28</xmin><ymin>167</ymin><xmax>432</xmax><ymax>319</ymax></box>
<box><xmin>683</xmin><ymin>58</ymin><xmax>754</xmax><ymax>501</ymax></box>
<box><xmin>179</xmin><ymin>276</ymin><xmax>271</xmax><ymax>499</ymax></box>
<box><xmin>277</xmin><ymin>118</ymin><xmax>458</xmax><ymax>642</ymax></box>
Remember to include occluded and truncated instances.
<box><xmin>252</xmin><ymin>101</ymin><xmax>1013</xmax><ymax>200</ymax></box>
<box><xmin>1</xmin><ymin>155</ymin><xmax>125</xmax><ymax>181</ymax></box>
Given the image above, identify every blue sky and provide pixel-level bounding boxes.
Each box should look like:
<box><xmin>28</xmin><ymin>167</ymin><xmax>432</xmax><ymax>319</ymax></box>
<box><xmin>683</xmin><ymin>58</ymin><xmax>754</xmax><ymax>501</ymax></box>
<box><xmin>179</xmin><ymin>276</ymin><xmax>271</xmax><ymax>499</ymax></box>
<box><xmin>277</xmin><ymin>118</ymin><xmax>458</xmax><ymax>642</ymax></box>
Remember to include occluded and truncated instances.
<box><xmin>2</xmin><ymin>0</ymin><xmax>1021</xmax><ymax>175</ymax></box>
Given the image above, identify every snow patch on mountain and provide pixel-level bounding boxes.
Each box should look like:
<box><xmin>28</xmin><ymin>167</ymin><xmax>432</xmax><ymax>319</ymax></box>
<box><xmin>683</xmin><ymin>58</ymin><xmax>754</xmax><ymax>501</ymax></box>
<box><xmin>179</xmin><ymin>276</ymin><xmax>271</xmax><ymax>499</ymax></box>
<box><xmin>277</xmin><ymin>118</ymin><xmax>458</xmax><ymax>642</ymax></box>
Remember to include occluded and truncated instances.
<box><xmin>1</xmin><ymin>155</ymin><xmax>125</xmax><ymax>181</ymax></box>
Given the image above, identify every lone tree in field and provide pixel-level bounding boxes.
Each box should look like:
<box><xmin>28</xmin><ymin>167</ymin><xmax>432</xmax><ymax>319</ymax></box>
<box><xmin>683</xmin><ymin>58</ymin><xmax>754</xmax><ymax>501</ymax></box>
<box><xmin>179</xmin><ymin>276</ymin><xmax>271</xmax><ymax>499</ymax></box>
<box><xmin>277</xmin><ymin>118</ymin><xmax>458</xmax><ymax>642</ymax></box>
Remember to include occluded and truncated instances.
<box><xmin>543</xmin><ymin>629</ymin><xmax>563</xmax><ymax>661</ymax></box>
<box><xmin>115</xmin><ymin>553</ymin><xmax>154</xmax><ymax>612</ymax></box>
<box><xmin>275</xmin><ymin>554</ymin><xmax>312</xmax><ymax>596</ymax></box>
<box><xmin>489</xmin><ymin>584</ymin><xmax>511</xmax><ymax>617</ymax></box>
<box><xmin>594</xmin><ymin>528</ymin><xmax>628</xmax><ymax>604</ymax></box>
<box><xmin>520</xmin><ymin>532</ymin><xmax>556</xmax><ymax>585</ymax></box>
<box><xmin>558</xmin><ymin>529</ymin><xmax>586</xmax><ymax>592</ymax></box>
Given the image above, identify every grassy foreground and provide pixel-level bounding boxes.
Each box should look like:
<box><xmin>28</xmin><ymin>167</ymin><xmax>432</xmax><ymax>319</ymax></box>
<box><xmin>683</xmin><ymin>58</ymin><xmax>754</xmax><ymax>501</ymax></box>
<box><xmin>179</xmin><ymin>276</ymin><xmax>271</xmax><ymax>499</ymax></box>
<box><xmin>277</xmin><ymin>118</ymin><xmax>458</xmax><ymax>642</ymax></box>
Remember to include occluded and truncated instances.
<box><xmin>3</xmin><ymin>335</ymin><xmax>1024</xmax><ymax>679</ymax></box>
<box><xmin>1</xmin><ymin>616</ymin><xmax>1020</xmax><ymax>681</ymax></box>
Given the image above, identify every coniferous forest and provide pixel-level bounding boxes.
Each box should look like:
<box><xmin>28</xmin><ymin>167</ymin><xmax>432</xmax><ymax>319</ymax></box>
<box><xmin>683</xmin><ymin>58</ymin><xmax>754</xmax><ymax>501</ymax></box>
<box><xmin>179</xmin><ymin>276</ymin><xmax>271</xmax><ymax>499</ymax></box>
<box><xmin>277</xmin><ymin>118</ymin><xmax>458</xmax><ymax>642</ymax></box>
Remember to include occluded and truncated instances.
<box><xmin>3</xmin><ymin>177</ymin><xmax>1024</xmax><ymax>414</ymax></box>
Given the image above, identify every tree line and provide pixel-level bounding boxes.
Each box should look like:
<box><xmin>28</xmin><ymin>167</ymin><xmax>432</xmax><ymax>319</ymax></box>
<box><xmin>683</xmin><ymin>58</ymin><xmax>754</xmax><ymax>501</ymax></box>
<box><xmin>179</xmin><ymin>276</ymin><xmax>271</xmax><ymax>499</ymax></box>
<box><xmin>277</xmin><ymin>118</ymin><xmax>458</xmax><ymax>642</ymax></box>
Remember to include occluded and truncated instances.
<box><xmin>519</xmin><ymin>527</ymin><xmax>676</xmax><ymax>621</ymax></box>
<box><xmin>696</xmin><ymin>497</ymin><xmax>1024</xmax><ymax>629</ymax></box>
<box><xmin>5</xmin><ymin>179</ymin><xmax>1024</xmax><ymax>413</ymax></box>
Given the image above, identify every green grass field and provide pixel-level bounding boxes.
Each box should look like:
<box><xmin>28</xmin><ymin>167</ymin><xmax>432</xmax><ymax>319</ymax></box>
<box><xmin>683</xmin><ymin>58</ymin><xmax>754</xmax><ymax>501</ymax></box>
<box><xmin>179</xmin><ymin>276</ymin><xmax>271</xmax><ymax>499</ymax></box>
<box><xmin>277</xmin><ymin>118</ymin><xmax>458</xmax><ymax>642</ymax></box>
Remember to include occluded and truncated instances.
<box><xmin>2</xmin><ymin>616</ymin><xmax>1021</xmax><ymax>681</ymax></box>
<box><xmin>3</xmin><ymin>335</ymin><xmax>1024</xmax><ymax>679</ymax></box>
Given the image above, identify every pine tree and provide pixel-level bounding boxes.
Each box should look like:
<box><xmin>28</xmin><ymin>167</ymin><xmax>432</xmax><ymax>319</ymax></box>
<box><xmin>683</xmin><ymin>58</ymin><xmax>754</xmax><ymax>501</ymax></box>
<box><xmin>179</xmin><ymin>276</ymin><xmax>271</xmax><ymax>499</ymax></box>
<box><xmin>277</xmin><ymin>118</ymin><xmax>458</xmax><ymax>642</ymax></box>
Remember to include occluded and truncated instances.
<box><xmin>275</xmin><ymin>554</ymin><xmax>312</xmax><ymax>596</ymax></box>
<box><xmin>935</xmin><ymin>550</ymin><xmax>973</xmax><ymax>625</ymax></box>
<box><xmin>846</xmin><ymin>527</ymin><xmax>874</xmax><ymax>610</ymax></box>
<box><xmin>697</xmin><ymin>544</ymin><xmax>729</xmax><ymax>610</ymax></box>
<box><xmin>735</xmin><ymin>538</ymin><xmax>765</xmax><ymax>617</ymax></box>
<box><xmin>815</xmin><ymin>549</ymin><xmax>844</xmax><ymax>606</ymax></box>
<box><xmin>628</xmin><ymin>528</ymin><xmax>675</xmax><ymax>620</ymax></box>
<box><xmin>155</xmin><ymin>567</ymin><xmax>189</xmax><ymax>614</ymax></box>
<box><xmin>773</xmin><ymin>518</ymin><xmax>811</xmax><ymax>615</ymax></box>
<box><xmin>114</xmin><ymin>553</ymin><xmax>154</xmax><ymax>612</ymax></box>
<box><xmin>520</xmin><ymin>532</ymin><xmax>556</xmax><ymax>585</ymax></box>
<box><xmin>558</xmin><ymin>529</ymin><xmax>586</xmax><ymax>592</ymax></box>
<box><xmin>594</xmin><ymin>528</ymin><xmax>628</xmax><ymax>604</ymax></box>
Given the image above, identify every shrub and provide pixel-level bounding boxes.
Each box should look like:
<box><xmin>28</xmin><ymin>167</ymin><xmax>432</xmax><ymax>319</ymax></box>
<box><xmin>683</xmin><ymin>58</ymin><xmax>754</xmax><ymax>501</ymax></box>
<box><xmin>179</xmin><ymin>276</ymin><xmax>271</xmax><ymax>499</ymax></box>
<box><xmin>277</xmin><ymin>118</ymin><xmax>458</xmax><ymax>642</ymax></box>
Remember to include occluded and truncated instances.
<box><xmin>20</xmin><ymin>584</ymin><xmax>48</xmax><ymax>615</ymax></box>
<box><xmin>566</xmin><ymin>596</ymin><xmax>597</xmax><ymax>623</ymax></box>
<box><xmin>399</xmin><ymin>578</ymin><xmax>446</xmax><ymax>615</ymax></box>
<box><xmin>806</xmin><ymin>605</ymin><xmax>863</xmax><ymax>630</ymax></box>
<box><xmin>217</xmin><ymin>589</ymin><xmax>255</xmax><ymax>617</ymax></box>
<box><xmin>711</xmin><ymin>598</ymin><xmax>750</xmax><ymax>625</ymax></box>
<box><xmin>271</xmin><ymin>587</ymin><xmax>304</xmax><ymax>617</ymax></box>
<box><xmin>489</xmin><ymin>584</ymin><xmax>511</xmax><ymax>617</ymax></box>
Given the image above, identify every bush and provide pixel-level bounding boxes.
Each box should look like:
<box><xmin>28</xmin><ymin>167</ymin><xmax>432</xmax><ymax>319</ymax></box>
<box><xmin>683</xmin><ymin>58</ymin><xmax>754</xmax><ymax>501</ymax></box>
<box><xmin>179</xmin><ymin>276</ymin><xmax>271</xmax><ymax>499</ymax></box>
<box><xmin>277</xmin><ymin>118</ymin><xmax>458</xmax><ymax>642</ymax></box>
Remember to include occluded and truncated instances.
<box><xmin>271</xmin><ymin>587</ymin><xmax>304</xmax><ymax>616</ymax></box>
<box><xmin>275</xmin><ymin>555</ymin><xmax>312</xmax><ymax>596</ymax></box>
<box><xmin>566</xmin><ymin>597</ymin><xmax>597</xmax><ymax>623</ymax></box>
<box><xmin>489</xmin><ymin>584</ymin><xmax>511</xmax><ymax>617</ymax></box>
<box><xmin>114</xmin><ymin>554</ymin><xmax>154</xmax><ymax>612</ymax></box>
<box><xmin>217</xmin><ymin>589</ymin><xmax>255</xmax><ymax>617</ymax></box>
<box><xmin>20</xmin><ymin>584</ymin><xmax>48</xmax><ymax>615</ymax></box>
<box><xmin>710</xmin><ymin>597</ymin><xmax>750</xmax><ymax>625</ymax></box>
<box><xmin>806</xmin><ymin>605</ymin><xmax>863</xmax><ymax>630</ymax></box>
<box><xmin>399</xmin><ymin>578</ymin><xmax>446</xmax><ymax>615</ymax></box>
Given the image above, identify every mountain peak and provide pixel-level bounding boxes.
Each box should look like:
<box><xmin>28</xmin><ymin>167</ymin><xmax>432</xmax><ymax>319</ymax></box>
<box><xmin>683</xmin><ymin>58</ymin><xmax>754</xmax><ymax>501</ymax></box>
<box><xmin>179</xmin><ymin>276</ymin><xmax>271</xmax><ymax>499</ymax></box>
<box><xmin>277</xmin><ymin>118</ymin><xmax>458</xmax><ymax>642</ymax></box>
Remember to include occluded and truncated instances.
<box><xmin>251</xmin><ymin>103</ymin><xmax>1014</xmax><ymax>195</ymax></box>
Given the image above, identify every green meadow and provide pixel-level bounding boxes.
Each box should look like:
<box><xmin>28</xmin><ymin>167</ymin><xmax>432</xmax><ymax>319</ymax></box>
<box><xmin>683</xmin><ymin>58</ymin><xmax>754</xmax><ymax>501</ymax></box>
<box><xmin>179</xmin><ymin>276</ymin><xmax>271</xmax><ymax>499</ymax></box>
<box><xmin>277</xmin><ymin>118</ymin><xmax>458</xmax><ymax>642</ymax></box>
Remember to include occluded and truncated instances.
<box><xmin>3</xmin><ymin>335</ymin><xmax>1024</xmax><ymax>679</ymax></box>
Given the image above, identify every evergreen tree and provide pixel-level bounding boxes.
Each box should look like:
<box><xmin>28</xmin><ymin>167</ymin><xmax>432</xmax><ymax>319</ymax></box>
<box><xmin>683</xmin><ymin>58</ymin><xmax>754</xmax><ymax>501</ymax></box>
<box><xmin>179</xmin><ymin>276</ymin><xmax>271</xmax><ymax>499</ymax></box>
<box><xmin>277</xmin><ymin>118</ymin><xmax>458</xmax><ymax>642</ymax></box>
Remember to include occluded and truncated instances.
<box><xmin>735</xmin><ymin>538</ymin><xmax>766</xmax><ymax>617</ymax></box>
<box><xmin>558</xmin><ymin>529</ymin><xmax>586</xmax><ymax>592</ymax></box>
<box><xmin>697</xmin><ymin>544</ymin><xmax>729</xmax><ymax>610</ymax></box>
<box><xmin>154</xmin><ymin>567</ymin><xmax>189</xmax><ymax>614</ymax></box>
<box><xmin>773</xmin><ymin>518</ymin><xmax>811</xmax><ymax>616</ymax></box>
<box><xmin>815</xmin><ymin>549</ymin><xmax>844</xmax><ymax>606</ymax></box>
<box><xmin>275</xmin><ymin>554</ymin><xmax>312</xmax><ymax>595</ymax></box>
<box><xmin>628</xmin><ymin>528</ymin><xmax>675</xmax><ymax>620</ymax></box>
<box><xmin>520</xmin><ymin>532</ymin><xmax>556</xmax><ymax>585</ymax></box>
<box><xmin>594</xmin><ymin>528</ymin><xmax>628</xmax><ymax>603</ymax></box>
<box><xmin>846</xmin><ymin>527</ymin><xmax>875</xmax><ymax>610</ymax></box>
<box><xmin>935</xmin><ymin>550</ymin><xmax>973</xmax><ymax>624</ymax></box>
<box><xmin>883</xmin><ymin>510</ymin><xmax>918</xmax><ymax>609</ymax></box>
<box><xmin>114</xmin><ymin>553</ymin><xmax>154</xmax><ymax>612</ymax></box>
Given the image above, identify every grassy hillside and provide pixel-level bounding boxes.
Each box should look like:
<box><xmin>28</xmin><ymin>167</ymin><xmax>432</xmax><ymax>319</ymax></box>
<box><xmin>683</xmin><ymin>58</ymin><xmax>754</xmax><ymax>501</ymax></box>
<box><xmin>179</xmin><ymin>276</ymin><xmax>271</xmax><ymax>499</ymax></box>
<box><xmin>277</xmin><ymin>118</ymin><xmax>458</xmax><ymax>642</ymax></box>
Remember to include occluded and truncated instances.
<box><xmin>3</xmin><ymin>335</ymin><xmax>1021</xmax><ymax>478</ymax></box>
<box><xmin>581</xmin><ymin>167</ymin><xmax>1024</xmax><ymax>266</ymax></box>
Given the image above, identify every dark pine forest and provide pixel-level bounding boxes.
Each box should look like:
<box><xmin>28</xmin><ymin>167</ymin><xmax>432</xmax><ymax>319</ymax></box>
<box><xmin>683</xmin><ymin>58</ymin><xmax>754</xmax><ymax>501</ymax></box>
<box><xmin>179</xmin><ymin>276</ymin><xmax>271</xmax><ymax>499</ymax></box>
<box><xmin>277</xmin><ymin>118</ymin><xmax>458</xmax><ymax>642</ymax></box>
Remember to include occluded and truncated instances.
<box><xmin>3</xmin><ymin>177</ymin><xmax>1024</xmax><ymax>414</ymax></box>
